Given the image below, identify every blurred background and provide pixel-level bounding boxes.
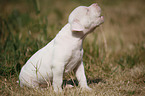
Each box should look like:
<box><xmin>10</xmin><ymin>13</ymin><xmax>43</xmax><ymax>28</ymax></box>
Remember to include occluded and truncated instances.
<box><xmin>0</xmin><ymin>0</ymin><xmax>145</xmax><ymax>95</ymax></box>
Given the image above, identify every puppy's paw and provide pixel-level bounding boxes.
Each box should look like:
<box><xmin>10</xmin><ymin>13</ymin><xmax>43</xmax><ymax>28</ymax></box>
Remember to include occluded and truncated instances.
<box><xmin>86</xmin><ymin>86</ymin><xmax>92</xmax><ymax>91</ymax></box>
<box><xmin>65</xmin><ymin>84</ymin><xmax>74</xmax><ymax>88</ymax></box>
<box><xmin>81</xmin><ymin>86</ymin><xmax>92</xmax><ymax>91</ymax></box>
<box><xmin>54</xmin><ymin>87</ymin><xmax>62</xmax><ymax>92</ymax></box>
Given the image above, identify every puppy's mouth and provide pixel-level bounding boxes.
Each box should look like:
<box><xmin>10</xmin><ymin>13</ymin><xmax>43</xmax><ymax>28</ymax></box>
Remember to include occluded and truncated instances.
<box><xmin>98</xmin><ymin>15</ymin><xmax>104</xmax><ymax>24</ymax></box>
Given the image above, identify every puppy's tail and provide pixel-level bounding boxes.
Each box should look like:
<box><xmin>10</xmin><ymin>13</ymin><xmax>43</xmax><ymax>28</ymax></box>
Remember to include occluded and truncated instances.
<box><xmin>16</xmin><ymin>79</ymin><xmax>21</xmax><ymax>87</ymax></box>
<box><xmin>16</xmin><ymin>80</ymin><xmax>19</xmax><ymax>83</ymax></box>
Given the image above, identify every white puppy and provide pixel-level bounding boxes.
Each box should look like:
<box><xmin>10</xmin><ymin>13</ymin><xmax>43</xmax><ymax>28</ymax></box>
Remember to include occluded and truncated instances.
<box><xmin>19</xmin><ymin>3</ymin><xmax>104</xmax><ymax>92</ymax></box>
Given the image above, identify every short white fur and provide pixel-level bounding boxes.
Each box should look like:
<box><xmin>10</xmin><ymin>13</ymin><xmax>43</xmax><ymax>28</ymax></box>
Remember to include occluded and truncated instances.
<box><xmin>19</xmin><ymin>3</ymin><xmax>104</xmax><ymax>92</ymax></box>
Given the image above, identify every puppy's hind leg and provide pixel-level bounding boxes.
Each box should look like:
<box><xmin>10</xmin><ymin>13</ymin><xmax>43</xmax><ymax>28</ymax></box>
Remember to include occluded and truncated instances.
<box><xmin>19</xmin><ymin>76</ymin><xmax>39</xmax><ymax>89</ymax></box>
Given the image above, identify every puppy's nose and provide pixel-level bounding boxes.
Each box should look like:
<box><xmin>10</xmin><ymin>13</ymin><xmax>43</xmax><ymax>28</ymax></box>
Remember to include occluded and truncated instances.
<box><xmin>91</xmin><ymin>3</ymin><xmax>98</xmax><ymax>7</ymax></box>
<box><xmin>90</xmin><ymin>3</ymin><xmax>100</xmax><ymax>9</ymax></box>
<box><xmin>90</xmin><ymin>3</ymin><xmax>101</xmax><ymax>13</ymax></box>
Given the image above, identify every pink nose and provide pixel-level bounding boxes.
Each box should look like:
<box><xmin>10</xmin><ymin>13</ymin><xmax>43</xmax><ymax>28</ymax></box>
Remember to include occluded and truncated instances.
<box><xmin>90</xmin><ymin>3</ymin><xmax>100</xmax><ymax>10</ymax></box>
<box><xmin>91</xmin><ymin>3</ymin><xmax>98</xmax><ymax>7</ymax></box>
<box><xmin>89</xmin><ymin>3</ymin><xmax>101</xmax><ymax>13</ymax></box>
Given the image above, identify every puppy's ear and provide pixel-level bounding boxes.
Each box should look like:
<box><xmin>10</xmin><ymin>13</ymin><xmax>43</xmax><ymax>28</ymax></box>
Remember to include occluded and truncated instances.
<box><xmin>71</xmin><ymin>19</ymin><xmax>84</xmax><ymax>32</ymax></box>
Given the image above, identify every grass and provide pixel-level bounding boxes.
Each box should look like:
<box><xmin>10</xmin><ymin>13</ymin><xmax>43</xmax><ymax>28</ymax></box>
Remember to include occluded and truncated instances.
<box><xmin>0</xmin><ymin>0</ymin><xmax>145</xmax><ymax>95</ymax></box>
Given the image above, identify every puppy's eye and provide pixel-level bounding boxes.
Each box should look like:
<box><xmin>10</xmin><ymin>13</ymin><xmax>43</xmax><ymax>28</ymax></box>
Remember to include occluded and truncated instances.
<box><xmin>86</xmin><ymin>8</ymin><xmax>89</xmax><ymax>14</ymax></box>
<box><xmin>87</xmin><ymin>8</ymin><xmax>89</xmax><ymax>12</ymax></box>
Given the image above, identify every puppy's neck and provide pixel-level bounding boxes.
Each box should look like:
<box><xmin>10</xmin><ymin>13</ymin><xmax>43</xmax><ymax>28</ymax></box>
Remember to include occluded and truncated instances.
<box><xmin>55</xmin><ymin>23</ymin><xmax>84</xmax><ymax>49</ymax></box>
<box><xmin>58</xmin><ymin>23</ymin><xmax>87</xmax><ymax>40</ymax></box>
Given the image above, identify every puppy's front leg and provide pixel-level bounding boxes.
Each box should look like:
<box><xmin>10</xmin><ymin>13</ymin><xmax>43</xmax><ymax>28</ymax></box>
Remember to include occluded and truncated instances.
<box><xmin>75</xmin><ymin>61</ymin><xmax>92</xmax><ymax>90</ymax></box>
<box><xmin>52</xmin><ymin>66</ymin><xmax>64</xmax><ymax>92</ymax></box>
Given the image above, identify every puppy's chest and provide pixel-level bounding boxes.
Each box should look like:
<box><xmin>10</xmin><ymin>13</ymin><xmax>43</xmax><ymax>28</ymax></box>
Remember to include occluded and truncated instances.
<box><xmin>65</xmin><ymin>49</ymin><xmax>83</xmax><ymax>73</ymax></box>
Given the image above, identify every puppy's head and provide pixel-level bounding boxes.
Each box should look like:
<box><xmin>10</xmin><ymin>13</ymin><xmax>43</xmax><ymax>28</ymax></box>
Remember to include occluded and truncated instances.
<box><xmin>69</xmin><ymin>3</ymin><xmax>104</xmax><ymax>33</ymax></box>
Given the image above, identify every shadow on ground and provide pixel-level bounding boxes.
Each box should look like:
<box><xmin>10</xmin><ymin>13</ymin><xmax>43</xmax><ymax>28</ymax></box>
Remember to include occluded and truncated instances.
<box><xmin>63</xmin><ymin>78</ymin><xmax>106</xmax><ymax>87</ymax></box>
